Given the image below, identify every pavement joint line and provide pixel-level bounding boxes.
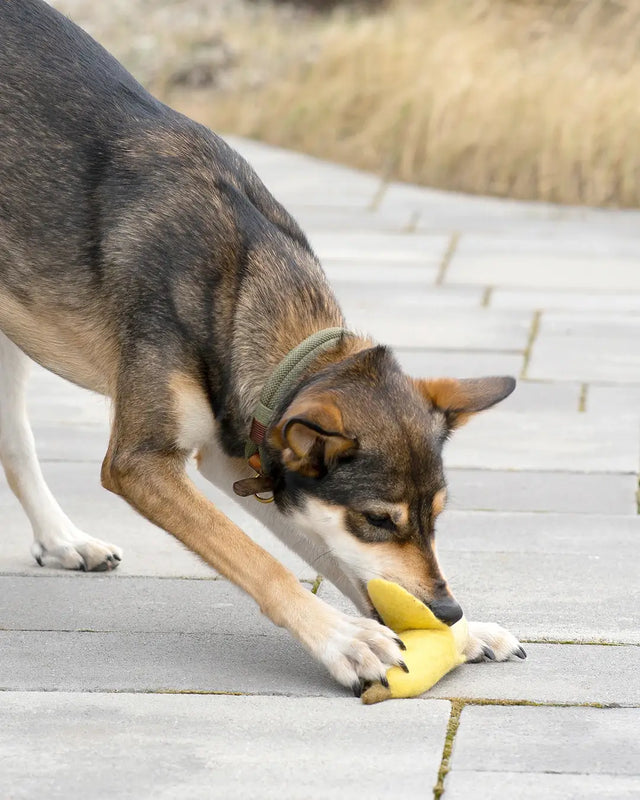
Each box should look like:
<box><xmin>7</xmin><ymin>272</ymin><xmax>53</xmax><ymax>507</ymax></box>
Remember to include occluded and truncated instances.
<box><xmin>367</xmin><ymin>181</ymin><xmax>387</xmax><ymax>212</ymax></box>
<box><xmin>435</xmin><ymin>231</ymin><xmax>460</xmax><ymax>285</ymax></box>
<box><xmin>438</xmin><ymin>698</ymin><xmax>636</xmax><ymax>709</ymax></box>
<box><xmin>367</xmin><ymin>161</ymin><xmax>394</xmax><ymax>211</ymax></box>
<box><xmin>1</xmin><ymin>689</ymin><xmax>638</xmax><ymax>708</ymax></box>
<box><xmin>433</xmin><ymin>699</ymin><xmax>464</xmax><ymax>800</ymax></box>
<box><xmin>578</xmin><ymin>383</ymin><xmax>588</xmax><ymax>412</ymax></box>
<box><xmin>0</xmin><ymin>574</ymin><xmax>317</xmax><ymax>585</ymax></box>
<box><xmin>481</xmin><ymin>286</ymin><xmax>493</xmax><ymax>307</ymax></box>
<box><xmin>446</xmin><ymin>507</ymin><xmax>633</xmax><ymax>515</ymax></box>
<box><xmin>4</xmin><ymin>628</ymin><xmax>636</xmax><ymax>647</ymax></box>
<box><xmin>520</xmin><ymin>639</ymin><xmax>638</xmax><ymax>647</ymax></box>
<box><xmin>447</xmin><ymin>467</ymin><xmax>637</xmax><ymax>476</ymax></box>
<box><xmin>520</xmin><ymin>309</ymin><xmax>541</xmax><ymax>379</ymax></box>
<box><xmin>0</xmin><ymin>628</ymin><xmax>281</xmax><ymax>638</ymax></box>
<box><xmin>401</xmin><ymin>209</ymin><xmax>421</xmax><ymax>232</ymax></box>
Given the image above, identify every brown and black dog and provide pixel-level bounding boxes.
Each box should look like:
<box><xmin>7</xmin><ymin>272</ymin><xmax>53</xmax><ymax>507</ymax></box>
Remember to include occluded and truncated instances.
<box><xmin>0</xmin><ymin>0</ymin><xmax>524</xmax><ymax>693</ymax></box>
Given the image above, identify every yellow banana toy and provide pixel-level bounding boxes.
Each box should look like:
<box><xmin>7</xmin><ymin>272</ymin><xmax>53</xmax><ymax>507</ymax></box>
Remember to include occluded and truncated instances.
<box><xmin>362</xmin><ymin>579</ymin><xmax>468</xmax><ymax>704</ymax></box>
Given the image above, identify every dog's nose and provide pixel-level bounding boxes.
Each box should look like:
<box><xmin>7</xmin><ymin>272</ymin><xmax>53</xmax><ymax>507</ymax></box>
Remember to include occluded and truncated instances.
<box><xmin>427</xmin><ymin>596</ymin><xmax>463</xmax><ymax>626</ymax></box>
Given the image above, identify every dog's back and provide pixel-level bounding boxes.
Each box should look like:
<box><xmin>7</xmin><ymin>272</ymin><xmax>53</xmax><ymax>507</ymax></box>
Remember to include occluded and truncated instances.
<box><xmin>0</xmin><ymin>0</ymin><xmax>327</xmax><ymax>395</ymax></box>
<box><xmin>0</xmin><ymin>0</ymin><xmax>253</xmax><ymax>277</ymax></box>
<box><xmin>0</xmin><ymin>0</ymin><xmax>164</xmax><ymax>262</ymax></box>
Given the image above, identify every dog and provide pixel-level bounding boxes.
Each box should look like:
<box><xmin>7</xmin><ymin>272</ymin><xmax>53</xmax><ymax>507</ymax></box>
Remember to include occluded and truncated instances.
<box><xmin>0</xmin><ymin>0</ymin><xmax>525</xmax><ymax>693</ymax></box>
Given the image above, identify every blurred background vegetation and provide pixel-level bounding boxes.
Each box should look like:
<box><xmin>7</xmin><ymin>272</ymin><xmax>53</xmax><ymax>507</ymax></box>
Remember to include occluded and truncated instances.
<box><xmin>53</xmin><ymin>0</ymin><xmax>640</xmax><ymax>207</ymax></box>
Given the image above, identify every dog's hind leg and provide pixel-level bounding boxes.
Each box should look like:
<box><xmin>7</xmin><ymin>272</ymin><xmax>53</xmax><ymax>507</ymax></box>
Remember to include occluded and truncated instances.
<box><xmin>0</xmin><ymin>332</ymin><xmax>122</xmax><ymax>570</ymax></box>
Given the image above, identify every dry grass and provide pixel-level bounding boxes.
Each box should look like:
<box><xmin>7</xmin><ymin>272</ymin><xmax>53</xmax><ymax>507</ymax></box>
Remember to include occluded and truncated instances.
<box><xmin>54</xmin><ymin>0</ymin><xmax>640</xmax><ymax>207</ymax></box>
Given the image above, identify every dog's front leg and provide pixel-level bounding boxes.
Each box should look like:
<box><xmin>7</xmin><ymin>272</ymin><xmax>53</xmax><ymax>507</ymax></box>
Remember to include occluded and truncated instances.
<box><xmin>101</xmin><ymin>442</ymin><xmax>404</xmax><ymax>691</ymax></box>
<box><xmin>196</xmin><ymin>442</ymin><xmax>373</xmax><ymax>615</ymax></box>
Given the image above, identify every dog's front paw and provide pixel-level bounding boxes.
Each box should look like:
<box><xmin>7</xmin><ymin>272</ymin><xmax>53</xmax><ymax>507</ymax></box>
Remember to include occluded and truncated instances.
<box><xmin>306</xmin><ymin>606</ymin><xmax>407</xmax><ymax>695</ymax></box>
<box><xmin>464</xmin><ymin>621</ymin><xmax>526</xmax><ymax>663</ymax></box>
<box><xmin>32</xmin><ymin>527</ymin><xmax>122</xmax><ymax>572</ymax></box>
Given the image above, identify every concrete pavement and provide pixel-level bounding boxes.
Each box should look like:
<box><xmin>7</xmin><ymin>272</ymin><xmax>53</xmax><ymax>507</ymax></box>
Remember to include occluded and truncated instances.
<box><xmin>1</xmin><ymin>135</ymin><xmax>639</xmax><ymax>799</ymax></box>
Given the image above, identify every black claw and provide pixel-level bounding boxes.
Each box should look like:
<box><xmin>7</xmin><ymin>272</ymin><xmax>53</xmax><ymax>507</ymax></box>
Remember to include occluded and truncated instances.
<box><xmin>399</xmin><ymin>660</ymin><xmax>410</xmax><ymax>674</ymax></box>
<box><xmin>78</xmin><ymin>560</ymin><xmax>87</xmax><ymax>572</ymax></box>
<box><xmin>482</xmin><ymin>645</ymin><xmax>496</xmax><ymax>661</ymax></box>
<box><xmin>395</xmin><ymin>637</ymin><xmax>407</xmax><ymax>651</ymax></box>
<box><xmin>381</xmin><ymin>675</ymin><xmax>389</xmax><ymax>689</ymax></box>
<box><xmin>352</xmin><ymin>681</ymin><xmax>362</xmax><ymax>698</ymax></box>
<box><xmin>515</xmin><ymin>645</ymin><xmax>527</xmax><ymax>660</ymax></box>
<box><xmin>35</xmin><ymin>555</ymin><xmax>43</xmax><ymax>567</ymax></box>
<box><xmin>112</xmin><ymin>553</ymin><xmax>122</xmax><ymax>562</ymax></box>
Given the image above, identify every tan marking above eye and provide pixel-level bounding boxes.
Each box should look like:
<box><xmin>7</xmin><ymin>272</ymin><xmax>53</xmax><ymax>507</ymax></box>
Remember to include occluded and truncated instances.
<box><xmin>389</xmin><ymin>503</ymin><xmax>409</xmax><ymax>526</ymax></box>
<box><xmin>432</xmin><ymin>489</ymin><xmax>447</xmax><ymax>517</ymax></box>
<box><xmin>365</xmin><ymin>503</ymin><xmax>409</xmax><ymax>526</ymax></box>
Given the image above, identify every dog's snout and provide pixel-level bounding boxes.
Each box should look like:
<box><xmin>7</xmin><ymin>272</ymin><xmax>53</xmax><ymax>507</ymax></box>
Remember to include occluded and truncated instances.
<box><xmin>427</xmin><ymin>596</ymin><xmax>463</xmax><ymax>626</ymax></box>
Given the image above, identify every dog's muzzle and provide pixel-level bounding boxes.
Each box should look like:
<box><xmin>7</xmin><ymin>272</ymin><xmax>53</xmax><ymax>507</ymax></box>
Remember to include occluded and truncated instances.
<box><xmin>427</xmin><ymin>596</ymin><xmax>464</xmax><ymax>626</ymax></box>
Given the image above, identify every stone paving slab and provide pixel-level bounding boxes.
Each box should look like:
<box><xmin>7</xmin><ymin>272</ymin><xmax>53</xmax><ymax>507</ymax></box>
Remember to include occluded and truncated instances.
<box><xmin>28</xmin><ymin>422</ymin><xmax>109</xmax><ymax>462</ymax></box>
<box><xmin>491</xmin><ymin>288</ymin><xmax>640</xmax><ymax>312</ymax></box>
<box><xmin>334</xmin><ymin>283</ymin><xmax>484</xmax><ymax>311</ymax></box>
<box><xmin>454</xmin><ymin>256</ymin><xmax>640</xmax><ymax>291</ymax></box>
<box><xmin>3</xmin><ymin>629</ymin><xmax>638</xmax><ymax>703</ymax></box>
<box><xmin>378</xmin><ymin>182</ymin><xmax>640</xmax><ymax>237</ymax></box>
<box><xmin>322</xmin><ymin>259</ymin><xmax>439</xmax><ymax>284</ymax></box>
<box><xmin>587</xmin><ymin>385</ymin><xmax>640</xmax><ymax>417</ymax></box>
<box><xmin>0</xmin><ymin>692</ymin><xmax>451</xmax><ymax>800</ymax></box>
<box><xmin>445</xmin><ymin>469</ymin><xmax>638</xmax><ymax>514</ymax></box>
<box><xmin>528</xmin><ymin>312</ymin><xmax>640</xmax><ymax>383</ymax></box>
<box><xmin>346</xmin><ymin>308</ymin><xmax>532</xmax><ymax>351</ymax></box>
<box><xmin>394</xmin><ymin>349</ymin><xmax>523</xmax><ymax>380</ymax></box>
<box><xmin>454</xmin><ymin>233</ymin><xmax>640</xmax><ymax>258</ymax></box>
<box><xmin>448</xmin><ymin>236</ymin><xmax>640</xmax><ymax>291</ymax></box>
<box><xmin>425</xmin><ymin>643</ymin><xmax>640</xmax><ymax>704</ymax></box>
<box><xmin>444</xmin><ymin>411</ymin><xmax>639</xmax><ymax>473</ymax></box>
<box><xmin>294</xmin><ymin>206</ymin><xmax>415</xmax><ymax>233</ymax></box>
<box><xmin>496</xmin><ymin>381</ymin><xmax>580</xmax><ymax>412</ymax></box>
<box><xmin>0</xmin><ymin>629</ymin><xmax>337</xmax><ymax>695</ymax></box>
<box><xmin>0</xmin><ymin>576</ymin><xmax>293</xmax><ymax>635</ymax></box>
<box><xmin>449</xmin><ymin>706</ymin><xmax>640</xmax><ymax>776</ymax></box>
<box><xmin>436</xmin><ymin>512</ymin><xmax>640</xmax><ymax>644</ymax></box>
<box><xmin>446</xmin><ymin>772</ymin><xmax>640</xmax><ymax>800</ymax></box>
<box><xmin>437</xmin><ymin>550</ymin><xmax>639</xmax><ymax>644</ymax></box>
<box><xmin>438</xmin><ymin>510</ymin><xmax>640</xmax><ymax>554</ymax></box>
<box><xmin>307</xmin><ymin>231</ymin><xmax>450</xmax><ymax>262</ymax></box>
<box><xmin>0</xmin><ymin>463</ymin><xmax>314</xmax><ymax>580</ymax></box>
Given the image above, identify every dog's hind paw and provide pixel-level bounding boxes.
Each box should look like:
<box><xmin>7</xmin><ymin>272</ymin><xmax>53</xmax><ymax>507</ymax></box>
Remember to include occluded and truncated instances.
<box><xmin>464</xmin><ymin>621</ymin><xmax>526</xmax><ymax>663</ymax></box>
<box><xmin>32</xmin><ymin>529</ymin><xmax>122</xmax><ymax>572</ymax></box>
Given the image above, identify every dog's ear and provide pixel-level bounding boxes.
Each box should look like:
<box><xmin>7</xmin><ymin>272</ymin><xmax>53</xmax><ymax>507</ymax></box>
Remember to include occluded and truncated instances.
<box><xmin>270</xmin><ymin>393</ymin><xmax>358</xmax><ymax>478</ymax></box>
<box><xmin>413</xmin><ymin>376</ymin><xmax>515</xmax><ymax>429</ymax></box>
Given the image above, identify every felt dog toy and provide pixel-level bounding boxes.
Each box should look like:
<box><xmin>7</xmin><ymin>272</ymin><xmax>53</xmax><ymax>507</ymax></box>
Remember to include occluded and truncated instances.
<box><xmin>362</xmin><ymin>579</ymin><xmax>468</xmax><ymax>704</ymax></box>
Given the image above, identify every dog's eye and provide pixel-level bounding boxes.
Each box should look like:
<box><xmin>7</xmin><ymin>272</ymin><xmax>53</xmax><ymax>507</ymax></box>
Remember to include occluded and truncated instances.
<box><xmin>363</xmin><ymin>512</ymin><xmax>395</xmax><ymax>531</ymax></box>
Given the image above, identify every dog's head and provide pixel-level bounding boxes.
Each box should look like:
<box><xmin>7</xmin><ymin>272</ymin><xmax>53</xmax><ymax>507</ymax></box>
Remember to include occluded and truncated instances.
<box><xmin>267</xmin><ymin>346</ymin><xmax>514</xmax><ymax>623</ymax></box>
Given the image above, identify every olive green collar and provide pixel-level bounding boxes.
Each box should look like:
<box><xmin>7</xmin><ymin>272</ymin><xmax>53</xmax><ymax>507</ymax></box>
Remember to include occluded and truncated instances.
<box><xmin>233</xmin><ymin>327</ymin><xmax>349</xmax><ymax>499</ymax></box>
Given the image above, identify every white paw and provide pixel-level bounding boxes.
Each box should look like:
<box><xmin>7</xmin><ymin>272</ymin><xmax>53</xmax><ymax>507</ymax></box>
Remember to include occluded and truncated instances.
<box><xmin>32</xmin><ymin>527</ymin><xmax>122</xmax><ymax>572</ymax></box>
<box><xmin>464</xmin><ymin>621</ymin><xmax>526</xmax><ymax>663</ymax></box>
<box><xmin>307</xmin><ymin>606</ymin><xmax>407</xmax><ymax>695</ymax></box>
